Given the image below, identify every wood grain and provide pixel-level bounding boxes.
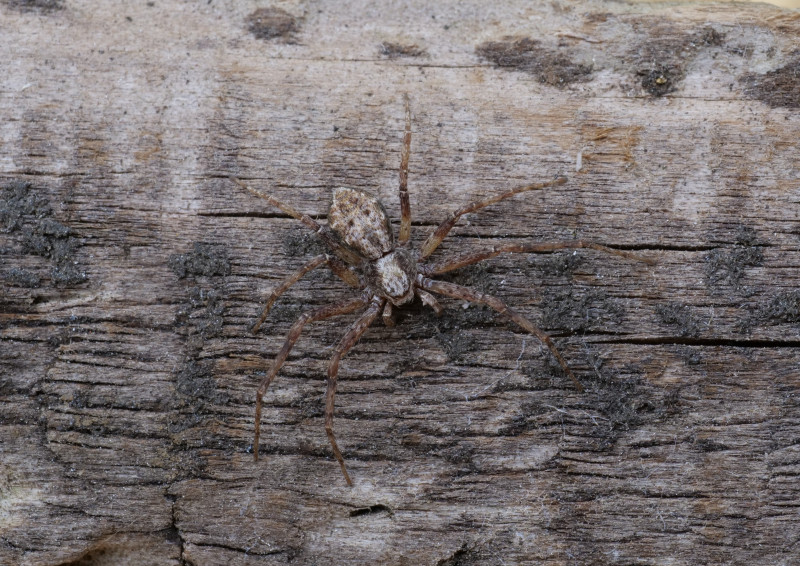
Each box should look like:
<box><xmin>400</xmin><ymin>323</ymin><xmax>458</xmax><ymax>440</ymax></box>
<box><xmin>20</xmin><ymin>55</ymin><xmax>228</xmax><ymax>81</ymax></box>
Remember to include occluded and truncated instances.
<box><xmin>2</xmin><ymin>1</ymin><xmax>799</xmax><ymax>564</ymax></box>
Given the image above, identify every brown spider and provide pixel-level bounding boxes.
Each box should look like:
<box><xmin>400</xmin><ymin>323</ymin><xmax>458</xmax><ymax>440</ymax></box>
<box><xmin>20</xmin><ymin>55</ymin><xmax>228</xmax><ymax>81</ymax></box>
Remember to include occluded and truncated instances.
<box><xmin>232</xmin><ymin>96</ymin><xmax>651</xmax><ymax>486</ymax></box>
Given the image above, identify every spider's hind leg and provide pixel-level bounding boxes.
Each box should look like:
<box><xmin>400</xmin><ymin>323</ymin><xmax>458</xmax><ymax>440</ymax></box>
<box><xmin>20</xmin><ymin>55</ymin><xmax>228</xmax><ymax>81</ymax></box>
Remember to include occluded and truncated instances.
<box><xmin>325</xmin><ymin>296</ymin><xmax>384</xmax><ymax>485</ymax></box>
<box><xmin>253</xmin><ymin>294</ymin><xmax>370</xmax><ymax>462</ymax></box>
<box><xmin>419</xmin><ymin>277</ymin><xmax>584</xmax><ymax>392</ymax></box>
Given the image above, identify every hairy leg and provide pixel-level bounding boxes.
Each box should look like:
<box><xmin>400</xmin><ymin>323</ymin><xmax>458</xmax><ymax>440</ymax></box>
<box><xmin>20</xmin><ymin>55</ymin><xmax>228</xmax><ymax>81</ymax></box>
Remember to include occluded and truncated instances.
<box><xmin>252</xmin><ymin>255</ymin><xmax>363</xmax><ymax>334</ymax></box>
<box><xmin>325</xmin><ymin>296</ymin><xmax>384</xmax><ymax>485</ymax></box>
<box><xmin>381</xmin><ymin>301</ymin><xmax>396</xmax><ymax>327</ymax></box>
<box><xmin>232</xmin><ymin>176</ymin><xmax>363</xmax><ymax>265</ymax></box>
<box><xmin>328</xmin><ymin>256</ymin><xmax>361</xmax><ymax>288</ymax></box>
<box><xmin>418</xmin><ymin>277</ymin><xmax>584</xmax><ymax>392</ymax></box>
<box><xmin>419</xmin><ymin>176</ymin><xmax>567</xmax><ymax>259</ymax></box>
<box><xmin>424</xmin><ymin>240</ymin><xmax>655</xmax><ymax>276</ymax></box>
<box><xmin>252</xmin><ymin>255</ymin><xmax>327</xmax><ymax>333</ymax></box>
<box><xmin>253</xmin><ymin>292</ymin><xmax>372</xmax><ymax>462</ymax></box>
<box><xmin>416</xmin><ymin>288</ymin><xmax>443</xmax><ymax>315</ymax></box>
<box><xmin>398</xmin><ymin>94</ymin><xmax>412</xmax><ymax>244</ymax></box>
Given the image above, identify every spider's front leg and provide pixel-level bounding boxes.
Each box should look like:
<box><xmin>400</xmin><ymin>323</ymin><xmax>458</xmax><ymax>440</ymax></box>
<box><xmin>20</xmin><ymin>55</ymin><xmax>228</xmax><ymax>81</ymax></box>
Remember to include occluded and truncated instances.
<box><xmin>325</xmin><ymin>296</ymin><xmax>385</xmax><ymax>485</ymax></box>
<box><xmin>398</xmin><ymin>93</ymin><xmax>412</xmax><ymax>244</ymax></box>
<box><xmin>418</xmin><ymin>276</ymin><xmax>584</xmax><ymax>392</ymax></box>
<box><xmin>231</xmin><ymin>176</ymin><xmax>363</xmax><ymax>265</ymax></box>
<box><xmin>419</xmin><ymin>177</ymin><xmax>567</xmax><ymax>259</ymax></box>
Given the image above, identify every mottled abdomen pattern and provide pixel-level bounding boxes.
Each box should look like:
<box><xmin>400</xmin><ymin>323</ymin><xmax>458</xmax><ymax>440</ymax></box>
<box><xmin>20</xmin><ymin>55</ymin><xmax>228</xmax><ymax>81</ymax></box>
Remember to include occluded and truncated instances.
<box><xmin>329</xmin><ymin>187</ymin><xmax>393</xmax><ymax>260</ymax></box>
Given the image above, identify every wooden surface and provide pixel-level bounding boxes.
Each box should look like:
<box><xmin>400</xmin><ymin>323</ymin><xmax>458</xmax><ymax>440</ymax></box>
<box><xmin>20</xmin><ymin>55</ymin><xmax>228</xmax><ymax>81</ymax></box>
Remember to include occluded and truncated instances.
<box><xmin>2</xmin><ymin>1</ymin><xmax>800</xmax><ymax>564</ymax></box>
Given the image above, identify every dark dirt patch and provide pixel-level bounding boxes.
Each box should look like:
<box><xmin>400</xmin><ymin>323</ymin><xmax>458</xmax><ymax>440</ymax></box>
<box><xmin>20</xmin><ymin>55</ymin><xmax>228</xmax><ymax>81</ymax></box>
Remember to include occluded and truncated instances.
<box><xmin>422</xmin><ymin>265</ymin><xmax>504</xmax><ymax>362</ymax></box>
<box><xmin>440</xmin><ymin>262</ymin><xmax>498</xmax><ymax>295</ymax></box>
<box><xmin>169</xmin><ymin>242</ymin><xmax>231</xmax><ymax>278</ymax></box>
<box><xmin>637</xmin><ymin>66</ymin><xmax>680</xmax><ymax>97</ymax></box>
<box><xmin>379</xmin><ymin>41</ymin><xmax>426</xmax><ymax>59</ymax></box>
<box><xmin>634</xmin><ymin>25</ymin><xmax>726</xmax><ymax>97</ymax></box>
<box><xmin>5</xmin><ymin>267</ymin><xmax>40</xmax><ymax>288</ymax></box>
<box><xmin>0</xmin><ymin>180</ymin><xmax>87</xmax><ymax>285</ymax></box>
<box><xmin>434</xmin><ymin>325</ymin><xmax>476</xmax><ymax>363</ymax></box>
<box><xmin>704</xmin><ymin>226</ymin><xmax>763</xmax><ymax>294</ymax></box>
<box><xmin>174</xmin><ymin>286</ymin><xmax>225</xmax><ymax>341</ymax></box>
<box><xmin>289</xmin><ymin>393</ymin><xmax>325</xmax><ymax>420</ymax></box>
<box><xmin>698</xmin><ymin>26</ymin><xmax>725</xmax><ymax>47</ymax></box>
<box><xmin>533</xmin><ymin>251</ymin><xmax>583</xmax><ymax>279</ymax></box>
<box><xmin>175</xmin><ymin>360</ymin><xmax>228</xmax><ymax>405</ymax></box>
<box><xmin>761</xmin><ymin>291</ymin><xmax>800</xmax><ymax>325</ymax></box>
<box><xmin>1</xmin><ymin>0</ymin><xmax>63</xmax><ymax>12</ymax></box>
<box><xmin>655</xmin><ymin>302</ymin><xmax>702</xmax><ymax>338</ymax></box>
<box><xmin>475</xmin><ymin>37</ymin><xmax>593</xmax><ymax>87</ymax></box>
<box><xmin>433</xmin><ymin>306</ymin><xmax>497</xmax><ymax>363</ymax></box>
<box><xmin>436</xmin><ymin>542</ymin><xmax>480</xmax><ymax>566</ymax></box>
<box><xmin>739</xmin><ymin>290</ymin><xmax>800</xmax><ymax>333</ymax></box>
<box><xmin>0</xmin><ymin>180</ymin><xmax>50</xmax><ymax>231</ymax></box>
<box><xmin>741</xmin><ymin>53</ymin><xmax>800</xmax><ymax>109</ymax></box>
<box><xmin>541</xmin><ymin>288</ymin><xmax>622</xmax><ymax>333</ymax></box>
<box><xmin>246</xmin><ymin>7</ymin><xmax>300</xmax><ymax>41</ymax></box>
<box><xmin>591</xmin><ymin>370</ymin><xmax>662</xmax><ymax>440</ymax></box>
<box><xmin>498</xmin><ymin>400</ymin><xmax>554</xmax><ymax>436</ymax></box>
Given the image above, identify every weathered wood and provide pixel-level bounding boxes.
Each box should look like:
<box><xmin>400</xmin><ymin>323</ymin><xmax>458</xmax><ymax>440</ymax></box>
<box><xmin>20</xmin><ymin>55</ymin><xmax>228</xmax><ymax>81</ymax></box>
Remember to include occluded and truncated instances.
<box><xmin>2</xmin><ymin>1</ymin><xmax>800</xmax><ymax>564</ymax></box>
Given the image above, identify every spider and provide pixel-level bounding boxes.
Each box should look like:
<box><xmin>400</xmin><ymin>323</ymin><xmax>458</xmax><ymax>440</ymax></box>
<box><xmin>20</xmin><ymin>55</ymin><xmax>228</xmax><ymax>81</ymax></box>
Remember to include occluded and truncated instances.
<box><xmin>232</xmin><ymin>96</ymin><xmax>651</xmax><ymax>485</ymax></box>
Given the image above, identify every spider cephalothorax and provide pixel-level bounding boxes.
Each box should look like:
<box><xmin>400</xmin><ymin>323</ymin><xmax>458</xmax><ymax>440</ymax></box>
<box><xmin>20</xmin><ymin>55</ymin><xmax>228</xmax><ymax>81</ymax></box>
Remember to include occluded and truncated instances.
<box><xmin>233</xmin><ymin>96</ymin><xmax>652</xmax><ymax>485</ymax></box>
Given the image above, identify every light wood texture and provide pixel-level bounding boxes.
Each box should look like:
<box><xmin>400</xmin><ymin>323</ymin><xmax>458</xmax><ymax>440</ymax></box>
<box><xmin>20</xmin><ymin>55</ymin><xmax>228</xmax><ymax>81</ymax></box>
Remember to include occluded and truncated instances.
<box><xmin>2</xmin><ymin>1</ymin><xmax>800</xmax><ymax>564</ymax></box>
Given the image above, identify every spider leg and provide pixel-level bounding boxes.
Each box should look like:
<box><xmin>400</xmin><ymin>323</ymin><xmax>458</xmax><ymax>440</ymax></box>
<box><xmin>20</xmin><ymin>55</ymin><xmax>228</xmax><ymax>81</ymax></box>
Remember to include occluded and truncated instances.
<box><xmin>252</xmin><ymin>254</ymin><xmax>326</xmax><ymax>334</ymax></box>
<box><xmin>424</xmin><ymin>240</ymin><xmax>655</xmax><ymax>276</ymax></box>
<box><xmin>398</xmin><ymin>93</ymin><xmax>412</xmax><ymax>244</ymax></box>
<box><xmin>416</xmin><ymin>288</ymin><xmax>443</xmax><ymax>315</ymax></box>
<box><xmin>252</xmin><ymin>255</ymin><xmax>363</xmax><ymax>334</ymax></box>
<box><xmin>382</xmin><ymin>302</ymin><xmax>395</xmax><ymax>327</ymax></box>
<box><xmin>253</xmin><ymin>292</ymin><xmax>371</xmax><ymax>462</ymax></box>
<box><xmin>328</xmin><ymin>257</ymin><xmax>361</xmax><ymax>289</ymax></box>
<box><xmin>419</xmin><ymin>177</ymin><xmax>567</xmax><ymax>259</ymax></box>
<box><xmin>231</xmin><ymin>176</ymin><xmax>363</xmax><ymax>265</ymax></box>
<box><xmin>418</xmin><ymin>276</ymin><xmax>584</xmax><ymax>392</ymax></box>
<box><xmin>325</xmin><ymin>296</ymin><xmax>385</xmax><ymax>485</ymax></box>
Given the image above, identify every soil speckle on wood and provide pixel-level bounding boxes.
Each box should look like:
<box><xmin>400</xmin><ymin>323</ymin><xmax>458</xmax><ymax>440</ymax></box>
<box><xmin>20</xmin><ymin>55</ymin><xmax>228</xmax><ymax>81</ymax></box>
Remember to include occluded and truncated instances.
<box><xmin>475</xmin><ymin>37</ymin><xmax>593</xmax><ymax>87</ymax></box>
<box><xmin>634</xmin><ymin>24</ymin><xmax>726</xmax><ymax>96</ymax></box>
<box><xmin>174</xmin><ymin>286</ymin><xmax>225</xmax><ymax>340</ymax></box>
<box><xmin>283</xmin><ymin>227</ymin><xmax>326</xmax><ymax>258</ymax></box>
<box><xmin>1</xmin><ymin>0</ymin><xmax>63</xmax><ymax>12</ymax></box>
<box><xmin>5</xmin><ymin>267</ymin><xmax>40</xmax><ymax>288</ymax></box>
<box><xmin>542</xmin><ymin>288</ymin><xmax>622</xmax><ymax>333</ymax></box>
<box><xmin>655</xmin><ymin>302</ymin><xmax>702</xmax><ymax>338</ymax></box>
<box><xmin>247</xmin><ymin>7</ymin><xmax>300</xmax><ymax>41</ymax></box>
<box><xmin>704</xmin><ymin>226</ymin><xmax>763</xmax><ymax>294</ymax></box>
<box><xmin>741</xmin><ymin>53</ymin><xmax>800</xmax><ymax>109</ymax></box>
<box><xmin>379</xmin><ymin>41</ymin><xmax>426</xmax><ymax>59</ymax></box>
<box><xmin>169</xmin><ymin>242</ymin><xmax>231</xmax><ymax>278</ymax></box>
<box><xmin>1</xmin><ymin>180</ymin><xmax>87</xmax><ymax>286</ymax></box>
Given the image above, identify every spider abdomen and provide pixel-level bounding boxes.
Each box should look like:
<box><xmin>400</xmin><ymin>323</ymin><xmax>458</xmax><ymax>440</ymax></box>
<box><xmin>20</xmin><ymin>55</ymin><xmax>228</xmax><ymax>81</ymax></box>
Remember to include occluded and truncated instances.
<box><xmin>329</xmin><ymin>187</ymin><xmax>393</xmax><ymax>260</ymax></box>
